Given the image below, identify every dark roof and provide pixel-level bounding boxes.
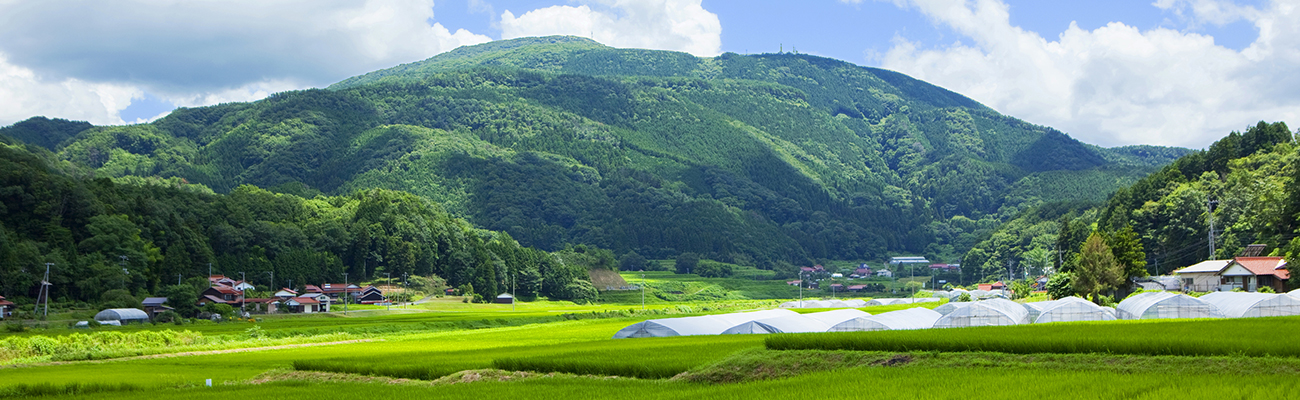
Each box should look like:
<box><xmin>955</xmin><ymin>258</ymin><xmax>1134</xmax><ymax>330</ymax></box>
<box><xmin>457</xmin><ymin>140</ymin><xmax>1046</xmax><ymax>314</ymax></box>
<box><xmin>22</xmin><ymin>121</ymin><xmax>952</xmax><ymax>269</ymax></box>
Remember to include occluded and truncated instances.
<box><xmin>200</xmin><ymin>294</ymin><xmax>227</xmax><ymax>304</ymax></box>
<box><xmin>142</xmin><ymin>297</ymin><xmax>168</xmax><ymax>306</ymax></box>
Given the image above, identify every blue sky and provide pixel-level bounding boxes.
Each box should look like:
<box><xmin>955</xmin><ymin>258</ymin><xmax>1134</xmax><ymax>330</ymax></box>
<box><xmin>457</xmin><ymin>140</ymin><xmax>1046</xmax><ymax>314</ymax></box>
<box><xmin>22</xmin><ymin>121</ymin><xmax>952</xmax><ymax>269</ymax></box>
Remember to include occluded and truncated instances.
<box><xmin>1</xmin><ymin>0</ymin><xmax>1296</xmax><ymax>148</ymax></box>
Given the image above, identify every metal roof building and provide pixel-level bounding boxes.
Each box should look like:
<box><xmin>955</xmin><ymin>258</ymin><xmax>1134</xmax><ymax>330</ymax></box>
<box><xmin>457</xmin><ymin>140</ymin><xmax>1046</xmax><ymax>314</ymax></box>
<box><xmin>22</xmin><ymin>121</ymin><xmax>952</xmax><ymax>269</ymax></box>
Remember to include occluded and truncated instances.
<box><xmin>1198</xmin><ymin>292</ymin><xmax>1300</xmax><ymax>318</ymax></box>
<box><xmin>1115</xmin><ymin>292</ymin><xmax>1225</xmax><ymax>320</ymax></box>
<box><xmin>828</xmin><ymin>307</ymin><xmax>942</xmax><ymax>332</ymax></box>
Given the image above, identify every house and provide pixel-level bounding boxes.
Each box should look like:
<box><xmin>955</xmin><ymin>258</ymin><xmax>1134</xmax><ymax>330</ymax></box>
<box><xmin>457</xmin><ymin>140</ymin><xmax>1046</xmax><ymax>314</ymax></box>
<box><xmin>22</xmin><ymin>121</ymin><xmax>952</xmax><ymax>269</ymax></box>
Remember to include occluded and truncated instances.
<box><xmin>855</xmin><ymin>267</ymin><xmax>872</xmax><ymax>276</ymax></box>
<box><xmin>201</xmin><ymin>285</ymin><xmax>244</xmax><ymax>304</ymax></box>
<box><xmin>786</xmin><ymin>280</ymin><xmax>802</xmax><ymax>286</ymax></box>
<box><xmin>848</xmin><ymin>285</ymin><xmax>867</xmax><ymax>292</ymax></box>
<box><xmin>232</xmin><ymin>281</ymin><xmax>255</xmax><ymax>291</ymax></box>
<box><xmin>875</xmin><ymin>269</ymin><xmax>892</xmax><ymax>278</ymax></box>
<box><xmin>0</xmin><ymin>296</ymin><xmax>13</xmax><ymax>319</ymax></box>
<box><xmin>304</xmin><ymin>285</ymin><xmax>323</xmax><ymax>294</ymax></box>
<box><xmin>829</xmin><ymin>284</ymin><xmax>844</xmax><ymax>292</ymax></box>
<box><xmin>318</xmin><ymin>283</ymin><xmax>363</xmax><ymax>300</ymax></box>
<box><xmin>354</xmin><ymin>286</ymin><xmax>387</xmax><ymax>304</ymax></box>
<box><xmin>444</xmin><ymin>287</ymin><xmax>458</xmax><ymax>296</ymax></box>
<box><xmin>494</xmin><ymin>293</ymin><xmax>515</xmax><ymax>304</ymax></box>
<box><xmin>283</xmin><ymin>296</ymin><xmax>322</xmax><ymax>313</ymax></box>
<box><xmin>273</xmin><ymin>288</ymin><xmax>299</xmax><ymax>300</ymax></box>
<box><xmin>243</xmin><ymin>298</ymin><xmax>279</xmax><ymax>314</ymax></box>
<box><xmin>1174</xmin><ymin>257</ymin><xmax>1290</xmax><ymax>292</ymax></box>
<box><xmin>141</xmin><ymin>297</ymin><xmax>173</xmax><ymax>316</ymax></box>
<box><xmin>800</xmin><ymin>267</ymin><xmax>815</xmax><ymax>273</ymax></box>
<box><xmin>929</xmin><ymin>264</ymin><xmax>960</xmax><ymax>271</ymax></box>
<box><xmin>208</xmin><ymin>275</ymin><xmax>237</xmax><ymax>287</ymax></box>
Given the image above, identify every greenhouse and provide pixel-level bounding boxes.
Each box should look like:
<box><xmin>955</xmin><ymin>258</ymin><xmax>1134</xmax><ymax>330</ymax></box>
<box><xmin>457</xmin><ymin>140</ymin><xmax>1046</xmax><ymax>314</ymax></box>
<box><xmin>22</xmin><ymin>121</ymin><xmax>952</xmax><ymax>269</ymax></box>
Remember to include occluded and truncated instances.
<box><xmin>1115</xmin><ymin>292</ymin><xmax>1225</xmax><ymax>320</ymax></box>
<box><xmin>864</xmin><ymin>298</ymin><xmax>898</xmax><ymax>306</ymax></box>
<box><xmin>612</xmin><ymin>309</ymin><xmax>797</xmax><ymax>338</ymax></box>
<box><xmin>828</xmin><ymin>307</ymin><xmax>942</xmax><ymax>332</ymax></box>
<box><xmin>93</xmin><ymin>308</ymin><xmax>150</xmax><ymax>324</ymax></box>
<box><xmin>890</xmin><ymin>298</ymin><xmax>940</xmax><ymax>305</ymax></box>
<box><xmin>945</xmin><ymin>289</ymin><xmax>971</xmax><ymax>300</ymax></box>
<box><xmin>1033</xmin><ymin>297</ymin><xmax>1116</xmax><ymax>323</ymax></box>
<box><xmin>1021</xmin><ymin>300</ymin><xmax>1059</xmax><ymax>322</ymax></box>
<box><xmin>722</xmin><ymin>309</ymin><xmax>868</xmax><ymax>334</ymax></box>
<box><xmin>1198</xmin><ymin>292</ymin><xmax>1300</xmax><ymax>318</ymax></box>
<box><xmin>933</xmin><ymin>298</ymin><xmax>1029</xmax><ymax>328</ymax></box>
<box><xmin>778</xmin><ymin>299</ymin><xmax>866</xmax><ymax>309</ymax></box>
<box><xmin>933</xmin><ymin>301</ymin><xmax>973</xmax><ymax>315</ymax></box>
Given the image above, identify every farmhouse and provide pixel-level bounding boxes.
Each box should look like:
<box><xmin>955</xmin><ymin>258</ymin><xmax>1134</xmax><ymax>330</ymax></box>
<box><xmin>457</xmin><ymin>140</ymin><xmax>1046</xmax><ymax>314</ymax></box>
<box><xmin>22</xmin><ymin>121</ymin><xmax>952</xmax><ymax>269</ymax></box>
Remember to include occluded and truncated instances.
<box><xmin>1173</xmin><ymin>257</ymin><xmax>1289</xmax><ymax>292</ymax></box>
<box><xmin>0</xmin><ymin>296</ymin><xmax>13</xmax><ymax>318</ymax></box>
<box><xmin>141</xmin><ymin>297</ymin><xmax>172</xmax><ymax>316</ymax></box>
<box><xmin>283</xmin><ymin>295</ymin><xmax>323</xmax><ymax>313</ymax></box>
<box><xmin>354</xmin><ymin>286</ymin><xmax>387</xmax><ymax>304</ymax></box>
<box><xmin>317</xmin><ymin>283</ymin><xmax>363</xmax><ymax>300</ymax></box>
<box><xmin>273</xmin><ymin>288</ymin><xmax>298</xmax><ymax>300</ymax></box>
<box><xmin>200</xmin><ymin>285</ymin><xmax>243</xmax><ymax>304</ymax></box>
<box><xmin>243</xmin><ymin>298</ymin><xmax>279</xmax><ymax>314</ymax></box>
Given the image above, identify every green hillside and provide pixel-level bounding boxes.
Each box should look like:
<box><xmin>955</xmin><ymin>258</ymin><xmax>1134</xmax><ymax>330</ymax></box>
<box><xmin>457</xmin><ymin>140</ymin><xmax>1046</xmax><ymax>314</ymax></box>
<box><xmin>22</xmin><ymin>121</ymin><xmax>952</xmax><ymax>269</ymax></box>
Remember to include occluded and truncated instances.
<box><xmin>2</xmin><ymin>36</ymin><xmax>1189</xmax><ymax>269</ymax></box>
<box><xmin>962</xmin><ymin>121</ymin><xmax>1298</xmax><ymax>282</ymax></box>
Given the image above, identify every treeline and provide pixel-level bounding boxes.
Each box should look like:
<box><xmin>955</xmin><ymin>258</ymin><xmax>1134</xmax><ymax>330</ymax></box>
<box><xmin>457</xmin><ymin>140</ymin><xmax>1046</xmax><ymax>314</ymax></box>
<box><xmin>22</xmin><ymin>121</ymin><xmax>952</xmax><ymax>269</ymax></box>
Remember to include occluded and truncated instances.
<box><xmin>0</xmin><ymin>138</ymin><xmax>598</xmax><ymax>305</ymax></box>
<box><xmin>963</xmin><ymin>121</ymin><xmax>1299</xmax><ymax>284</ymax></box>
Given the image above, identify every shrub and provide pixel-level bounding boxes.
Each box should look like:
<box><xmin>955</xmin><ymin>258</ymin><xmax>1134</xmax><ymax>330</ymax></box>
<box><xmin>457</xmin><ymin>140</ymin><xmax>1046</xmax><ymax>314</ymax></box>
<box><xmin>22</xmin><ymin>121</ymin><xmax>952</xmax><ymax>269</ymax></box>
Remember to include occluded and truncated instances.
<box><xmin>1259</xmin><ymin>286</ymin><xmax>1276</xmax><ymax>293</ymax></box>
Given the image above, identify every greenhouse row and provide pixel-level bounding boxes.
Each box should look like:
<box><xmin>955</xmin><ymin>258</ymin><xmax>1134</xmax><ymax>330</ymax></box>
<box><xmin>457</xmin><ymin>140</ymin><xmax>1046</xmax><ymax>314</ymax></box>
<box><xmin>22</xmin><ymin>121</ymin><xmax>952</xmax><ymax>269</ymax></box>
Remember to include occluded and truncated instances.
<box><xmin>614</xmin><ymin>292</ymin><xmax>1300</xmax><ymax>338</ymax></box>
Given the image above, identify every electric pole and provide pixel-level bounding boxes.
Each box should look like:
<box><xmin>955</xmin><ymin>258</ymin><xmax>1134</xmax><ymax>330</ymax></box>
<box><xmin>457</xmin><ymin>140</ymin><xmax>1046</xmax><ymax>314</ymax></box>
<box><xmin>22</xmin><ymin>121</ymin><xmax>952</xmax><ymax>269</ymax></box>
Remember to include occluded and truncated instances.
<box><xmin>40</xmin><ymin>263</ymin><xmax>52</xmax><ymax>318</ymax></box>
<box><xmin>1208</xmin><ymin>200</ymin><xmax>1218</xmax><ymax>259</ymax></box>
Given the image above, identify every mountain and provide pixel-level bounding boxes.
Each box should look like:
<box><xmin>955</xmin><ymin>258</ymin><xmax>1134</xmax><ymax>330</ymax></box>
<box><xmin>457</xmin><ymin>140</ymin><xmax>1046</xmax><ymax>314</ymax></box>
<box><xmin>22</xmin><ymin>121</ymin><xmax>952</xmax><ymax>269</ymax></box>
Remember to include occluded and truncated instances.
<box><xmin>1</xmin><ymin>36</ymin><xmax>1190</xmax><ymax>269</ymax></box>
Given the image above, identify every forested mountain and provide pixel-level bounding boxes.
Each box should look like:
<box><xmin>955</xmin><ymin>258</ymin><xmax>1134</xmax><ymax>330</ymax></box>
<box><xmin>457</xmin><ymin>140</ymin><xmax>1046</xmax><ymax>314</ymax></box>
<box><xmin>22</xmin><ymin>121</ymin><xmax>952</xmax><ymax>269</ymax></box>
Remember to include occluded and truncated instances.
<box><xmin>2</xmin><ymin>36</ymin><xmax>1188</xmax><ymax>275</ymax></box>
<box><xmin>0</xmin><ymin>138</ymin><xmax>600</xmax><ymax>303</ymax></box>
<box><xmin>962</xmin><ymin>121</ymin><xmax>1298</xmax><ymax>283</ymax></box>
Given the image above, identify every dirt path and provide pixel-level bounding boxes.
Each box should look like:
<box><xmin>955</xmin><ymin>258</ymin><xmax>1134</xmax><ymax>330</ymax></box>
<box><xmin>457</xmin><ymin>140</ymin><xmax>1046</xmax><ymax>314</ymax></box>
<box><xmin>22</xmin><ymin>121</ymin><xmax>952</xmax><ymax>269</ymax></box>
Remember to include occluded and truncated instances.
<box><xmin>3</xmin><ymin>338</ymin><xmax>379</xmax><ymax>369</ymax></box>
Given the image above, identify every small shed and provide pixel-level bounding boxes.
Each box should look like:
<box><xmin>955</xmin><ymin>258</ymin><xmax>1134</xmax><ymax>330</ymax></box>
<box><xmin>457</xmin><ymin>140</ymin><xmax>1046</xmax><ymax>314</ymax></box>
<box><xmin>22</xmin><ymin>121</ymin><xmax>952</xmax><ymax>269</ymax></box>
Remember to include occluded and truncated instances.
<box><xmin>1115</xmin><ymin>292</ymin><xmax>1225</xmax><ymax>320</ymax></box>
<box><xmin>94</xmin><ymin>308</ymin><xmax>150</xmax><ymax>324</ymax></box>
<box><xmin>141</xmin><ymin>297</ymin><xmax>172</xmax><ymax>316</ymax></box>
<box><xmin>494</xmin><ymin>293</ymin><xmax>515</xmax><ymax>304</ymax></box>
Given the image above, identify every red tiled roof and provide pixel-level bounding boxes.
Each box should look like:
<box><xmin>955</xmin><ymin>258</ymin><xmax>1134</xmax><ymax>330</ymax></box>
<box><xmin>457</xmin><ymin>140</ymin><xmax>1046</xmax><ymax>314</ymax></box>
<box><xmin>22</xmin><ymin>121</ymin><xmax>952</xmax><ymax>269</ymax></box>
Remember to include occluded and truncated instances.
<box><xmin>848</xmin><ymin>285</ymin><xmax>867</xmax><ymax>290</ymax></box>
<box><xmin>0</xmin><ymin>300</ymin><xmax>14</xmax><ymax>306</ymax></box>
<box><xmin>1233</xmin><ymin>257</ymin><xmax>1289</xmax><ymax>280</ymax></box>
<box><xmin>292</xmin><ymin>296</ymin><xmax>320</xmax><ymax>304</ymax></box>
<box><xmin>209</xmin><ymin>286</ymin><xmax>240</xmax><ymax>294</ymax></box>
<box><xmin>977</xmin><ymin>284</ymin><xmax>993</xmax><ymax>291</ymax></box>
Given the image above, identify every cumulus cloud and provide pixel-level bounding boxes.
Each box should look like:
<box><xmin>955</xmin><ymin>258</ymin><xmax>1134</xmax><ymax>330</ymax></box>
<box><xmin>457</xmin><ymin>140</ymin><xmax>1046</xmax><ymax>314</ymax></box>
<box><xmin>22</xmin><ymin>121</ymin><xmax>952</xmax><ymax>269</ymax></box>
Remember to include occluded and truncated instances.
<box><xmin>0</xmin><ymin>54</ymin><xmax>141</xmax><ymax>125</ymax></box>
<box><xmin>500</xmin><ymin>0</ymin><xmax>722</xmax><ymax>56</ymax></box>
<box><xmin>871</xmin><ymin>0</ymin><xmax>1300</xmax><ymax>148</ymax></box>
<box><xmin>0</xmin><ymin>0</ymin><xmax>491</xmax><ymax>126</ymax></box>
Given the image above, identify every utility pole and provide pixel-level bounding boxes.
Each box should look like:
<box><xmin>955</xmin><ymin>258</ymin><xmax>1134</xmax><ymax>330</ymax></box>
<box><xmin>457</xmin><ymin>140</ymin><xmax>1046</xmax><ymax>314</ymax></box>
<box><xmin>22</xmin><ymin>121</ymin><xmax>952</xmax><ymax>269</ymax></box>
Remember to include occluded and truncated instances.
<box><xmin>385</xmin><ymin>272</ymin><xmax>391</xmax><ymax>311</ymax></box>
<box><xmin>40</xmin><ymin>263</ymin><xmax>52</xmax><ymax>318</ymax></box>
<box><xmin>267</xmin><ymin>271</ymin><xmax>274</xmax><ymax>292</ymax></box>
<box><xmin>177</xmin><ymin>274</ymin><xmax>182</xmax><ymax>285</ymax></box>
<box><xmin>1208</xmin><ymin>200</ymin><xmax>1218</xmax><ymax>259</ymax></box>
<box><xmin>119</xmin><ymin>255</ymin><xmax>128</xmax><ymax>288</ymax></box>
<box><xmin>239</xmin><ymin>271</ymin><xmax>246</xmax><ymax>316</ymax></box>
<box><xmin>798</xmin><ymin>270</ymin><xmax>804</xmax><ymax>307</ymax></box>
<box><xmin>343</xmin><ymin>273</ymin><xmax>349</xmax><ymax>315</ymax></box>
<box><xmin>208</xmin><ymin>263</ymin><xmax>212</xmax><ymax>278</ymax></box>
<box><xmin>640</xmin><ymin>272</ymin><xmax>645</xmax><ymax>311</ymax></box>
<box><xmin>511</xmin><ymin>274</ymin><xmax>516</xmax><ymax>311</ymax></box>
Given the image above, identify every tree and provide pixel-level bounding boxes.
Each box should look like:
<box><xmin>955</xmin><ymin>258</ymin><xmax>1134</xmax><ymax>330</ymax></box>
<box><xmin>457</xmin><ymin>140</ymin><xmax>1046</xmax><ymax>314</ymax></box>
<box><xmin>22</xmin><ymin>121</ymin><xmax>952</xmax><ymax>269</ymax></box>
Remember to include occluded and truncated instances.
<box><xmin>674</xmin><ymin>252</ymin><xmax>699</xmax><ymax>275</ymax></box>
<box><xmin>619</xmin><ymin>251</ymin><xmax>647</xmax><ymax>271</ymax></box>
<box><xmin>1045</xmin><ymin>272</ymin><xmax>1075</xmax><ymax>300</ymax></box>
<box><xmin>100</xmin><ymin>289</ymin><xmax>139</xmax><ymax>309</ymax></box>
<box><xmin>1073</xmin><ymin>232</ymin><xmax>1123</xmax><ymax>303</ymax></box>
<box><xmin>1105</xmin><ymin>225</ymin><xmax>1147</xmax><ymax>280</ymax></box>
<box><xmin>1010</xmin><ymin>278</ymin><xmax>1032</xmax><ymax>300</ymax></box>
<box><xmin>904</xmin><ymin>280</ymin><xmax>923</xmax><ymax>296</ymax></box>
<box><xmin>158</xmin><ymin>284</ymin><xmax>199</xmax><ymax>317</ymax></box>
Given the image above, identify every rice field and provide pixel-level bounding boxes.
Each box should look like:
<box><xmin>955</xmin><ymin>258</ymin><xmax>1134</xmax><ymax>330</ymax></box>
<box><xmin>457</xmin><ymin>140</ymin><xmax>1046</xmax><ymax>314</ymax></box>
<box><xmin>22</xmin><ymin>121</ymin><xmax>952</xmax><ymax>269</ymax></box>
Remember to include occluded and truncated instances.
<box><xmin>766</xmin><ymin>316</ymin><xmax>1300</xmax><ymax>357</ymax></box>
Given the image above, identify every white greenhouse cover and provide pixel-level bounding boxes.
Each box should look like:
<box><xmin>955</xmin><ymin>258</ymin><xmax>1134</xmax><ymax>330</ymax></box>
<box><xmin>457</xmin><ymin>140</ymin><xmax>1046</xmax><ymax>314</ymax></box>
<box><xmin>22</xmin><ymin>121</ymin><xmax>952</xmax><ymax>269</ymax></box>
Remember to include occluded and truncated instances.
<box><xmin>889</xmin><ymin>298</ymin><xmax>940</xmax><ymax>305</ymax></box>
<box><xmin>1022</xmin><ymin>300</ymin><xmax>1059</xmax><ymax>322</ymax></box>
<box><xmin>1033</xmin><ymin>297</ymin><xmax>1116</xmax><ymax>323</ymax></box>
<box><xmin>946</xmin><ymin>289</ymin><xmax>971</xmax><ymax>300</ymax></box>
<box><xmin>933</xmin><ymin>301</ymin><xmax>974</xmax><ymax>315</ymax></box>
<box><xmin>1115</xmin><ymin>292</ymin><xmax>1225</xmax><ymax>320</ymax></box>
<box><xmin>93</xmin><ymin>308</ymin><xmax>149</xmax><ymax>322</ymax></box>
<box><xmin>828</xmin><ymin>307</ymin><xmax>942</xmax><ymax>332</ymax></box>
<box><xmin>933</xmin><ymin>298</ymin><xmax>1030</xmax><ymax>328</ymax></box>
<box><xmin>780</xmin><ymin>299</ymin><xmax>868</xmax><ymax>309</ymax></box>
<box><xmin>1198</xmin><ymin>292</ymin><xmax>1300</xmax><ymax>318</ymax></box>
<box><xmin>1289</xmin><ymin>288</ymin><xmax>1300</xmax><ymax>298</ymax></box>
<box><xmin>612</xmin><ymin>309</ymin><xmax>797</xmax><ymax>338</ymax></box>
<box><xmin>722</xmin><ymin>309</ymin><xmax>870</xmax><ymax>334</ymax></box>
<box><xmin>865</xmin><ymin>298</ymin><xmax>897</xmax><ymax>306</ymax></box>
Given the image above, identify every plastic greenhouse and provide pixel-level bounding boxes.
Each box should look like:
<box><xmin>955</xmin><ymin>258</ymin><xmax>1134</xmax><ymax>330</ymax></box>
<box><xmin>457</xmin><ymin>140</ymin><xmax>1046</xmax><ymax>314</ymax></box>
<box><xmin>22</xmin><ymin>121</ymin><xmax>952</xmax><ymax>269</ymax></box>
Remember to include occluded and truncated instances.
<box><xmin>933</xmin><ymin>298</ymin><xmax>1030</xmax><ymax>328</ymax></box>
<box><xmin>93</xmin><ymin>308</ymin><xmax>150</xmax><ymax>324</ymax></box>
<box><xmin>613</xmin><ymin>309</ymin><xmax>797</xmax><ymax>338</ymax></box>
<box><xmin>1198</xmin><ymin>292</ymin><xmax>1300</xmax><ymax>318</ymax></box>
<box><xmin>864</xmin><ymin>298</ymin><xmax>898</xmax><ymax>306</ymax></box>
<box><xmin>933</xmin><ymin>301</ymin><xmax>973</xmax><ymax>315</ymax></box>
<box><xmin>1021</xmin><ymin>300</ymin><xmax>1059</xmax><ymax>322</ymax></box>
<box><xmin>1033</xmin><ymin>297</ymin><xmax>1116</xmax><ymax>323</ymax></box>
<box><xmin>1115</xmin><ymin>292</ymin><xmax>1225</xmax><ymax>320</ymax></box>
<box><xmin>722</xmin><ymin>309</ymin><xmax>869</xmax><ymax>334</ymax></box>
<box><xmin>945</xmin><ymin>289</ymin><xmax>971</xmax><ymax>300</ymax></box>
<box><xmin>828</xmin><ymin>307</ymin><xmax>942</xmax><ymax>332</ymax></box>
<box><xmin>890</xmin><ymin>298</ymin><xmax>940</xmax><ymax>305</ymax></box>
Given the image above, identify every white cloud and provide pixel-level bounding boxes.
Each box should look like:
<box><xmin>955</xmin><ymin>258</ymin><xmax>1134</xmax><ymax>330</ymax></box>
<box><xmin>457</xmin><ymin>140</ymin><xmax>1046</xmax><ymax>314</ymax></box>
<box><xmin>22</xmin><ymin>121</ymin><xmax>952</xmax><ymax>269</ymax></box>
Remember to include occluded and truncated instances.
<box><xmin>0</xmin><ymin>0</ymin><xmax>491</xmax><ymax>126</ymax></box>
<box><xmin>500</xmin><ymin>0</ymin><xmax>722</xmax><ymax>56</ymax></box>
<box><xmin>873</xmin><ymin>0</ymin><xmax>1300</xmax><ymax>148</ymax></box>
<box><xmin>0</xmin><ymin>54</ymin><xmax>141</xmax><ymax>125</ymax></box>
